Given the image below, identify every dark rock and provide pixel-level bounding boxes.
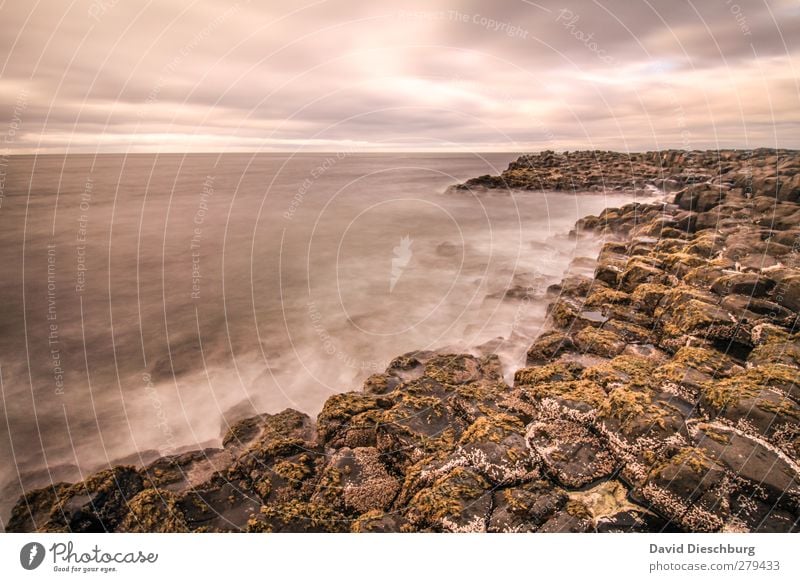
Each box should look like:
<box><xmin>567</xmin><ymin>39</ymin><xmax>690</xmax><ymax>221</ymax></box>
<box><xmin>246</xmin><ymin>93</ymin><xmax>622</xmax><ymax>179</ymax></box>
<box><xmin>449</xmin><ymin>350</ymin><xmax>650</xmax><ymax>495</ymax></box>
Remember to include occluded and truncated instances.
<box><xmin>527</xmin><ymin>419</ymin><xmax>617</xmax><ymax>489</ymax></box>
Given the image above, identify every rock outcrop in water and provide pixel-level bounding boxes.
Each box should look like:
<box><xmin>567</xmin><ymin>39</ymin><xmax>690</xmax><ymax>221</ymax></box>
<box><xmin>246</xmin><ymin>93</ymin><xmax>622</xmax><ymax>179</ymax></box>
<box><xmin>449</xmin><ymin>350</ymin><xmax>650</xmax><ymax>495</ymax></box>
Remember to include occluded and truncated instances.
<box><xmin>7</xmin><ymin>149</ymin><xmax>800</xmax><ymax>532</ymax></box>
<box><xmin>454</xmin><ymin>148</ymin><xmax>800</xmax><ymax>199</ymax></box>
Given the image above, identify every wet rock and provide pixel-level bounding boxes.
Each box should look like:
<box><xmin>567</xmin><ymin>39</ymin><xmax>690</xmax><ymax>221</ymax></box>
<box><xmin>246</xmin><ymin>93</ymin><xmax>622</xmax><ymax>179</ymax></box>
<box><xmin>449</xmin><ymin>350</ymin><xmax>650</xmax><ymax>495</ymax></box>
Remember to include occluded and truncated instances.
<box><xmin>312</xmin><ymin>447</ymin><xmax>400</xmax><ymax>515</ymax></box>
<box><xmin>404</xmin><ymin>466</ymin><xmax>492</xmax><ymax>532</ymax></box>
<box><xmin>692</xmin><ymin>423</ymin><xmax>799</xmax><ymax>509</ymax></box>
<box><xmin>488</xmin><ymin>480</ymin><xmax>567</xmax><ymax>532</ymax></box>
<box><xmin>525</xmin><ymin>330</ymin><xmax>576</xmax><ymax>365</ymax></box>
<box><xmin>7</xmin><ymin>467</ymin><xmax>143</xmax><ymax>533</ymax></box>
<box><xmin>637</xmin><ymin>447</ymin><xmax>728</xmax><ymax>532</ymax></box>
<box><xmin>711</xmin><ymin>273</ymin><xmax>775</xmax><ymax>297</ymax></box>
<box><xmin>349</xmin><ymin>510</ymin><xmax>411</xmax><ymax>532</ymax></box>
<box><xmin>574</xmin><ymin>327</ymin><xmax>627</xmax><ymax>358</ymax></box>
<box><xmin>527</xmin><ymin>418</ymin><xmax>617</xmax><ymax>489</ymax></box>
<box><xmin>246</xmin><ymin>499</ymin><xmax>349</xmax><ymax>532</ymax></box>
<box><xmin>619</xmin><ymin>261</ymin><xmax>669</xmax><ymax>293</ymax></box>
<box><xmin>456</xmin><ymin>413</ymin><xmax>539</xmax><ymax>484</ymax></box>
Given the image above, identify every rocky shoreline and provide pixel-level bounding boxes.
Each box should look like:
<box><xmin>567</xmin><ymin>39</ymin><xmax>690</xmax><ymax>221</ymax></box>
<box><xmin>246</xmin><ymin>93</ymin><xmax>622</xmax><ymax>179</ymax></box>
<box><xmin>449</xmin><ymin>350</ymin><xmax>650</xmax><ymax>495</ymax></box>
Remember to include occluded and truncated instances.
<box><xmin>7</xmin><ymin>149</ymin><xmax>800</xmax><ymax>533</ymax></box>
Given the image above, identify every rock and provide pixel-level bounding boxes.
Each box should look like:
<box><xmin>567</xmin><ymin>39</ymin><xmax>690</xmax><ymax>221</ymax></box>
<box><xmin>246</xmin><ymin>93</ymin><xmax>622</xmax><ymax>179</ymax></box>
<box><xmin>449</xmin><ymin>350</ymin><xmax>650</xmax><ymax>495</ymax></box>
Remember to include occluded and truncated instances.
<box><xmin>527</xmin><ymin>419</ymin><xmax>617</xmax><ymax>489</ymax></box>
<box><xmin>692</xmin><ymin>423</ymin><xmax>799</xmax><ymax>508</ymax></box>
<box><xmin>457</xmin><ymin>413</ymin><xmax>539</xmax><ymax>484</ymax></box>
<box><xmin>488</xmin><ymin>480</ymin><xmax>567</xmax><ymax>532</ymax></box>
<box><xmin>7</xmin><ymin>467</ymin><xmax>143</xmax><ymax>533</ymax></box>
<box><xmin>772</xmin><ymin>276</ymin><xmax>800</xmax><ymax>312</ymax></box>
<box><xmin>247</xmin><ymin>500</ymin><xmax>349</xmax><ymax>532</ymax></box>
<box><xmin>637</xmin><ymin>447</ymin><xmax>728</xmax><ymax>532</ymax></box>
<box><xmin>312</xmin><ymin>447</ymin><xmax>400</xmax><ymax>515</ymax></box>
<box><xmin>525</xmin><ymin>330</ymin><xmax>576</xmax><ymax>364</ymax></box>
<box><xmin>573</xmin><ymin>326</ymin><xmax>626</xmax><ymax>358</ymax></box>
<box><xmin>711</xmin><ymin>273</ymin><xmax>775</xmax><ymax>297</ymax></box>
<box><xmin>405</xmin><ymin>467</ymin><xmax>492</xmax><ymax>532</ymax></box>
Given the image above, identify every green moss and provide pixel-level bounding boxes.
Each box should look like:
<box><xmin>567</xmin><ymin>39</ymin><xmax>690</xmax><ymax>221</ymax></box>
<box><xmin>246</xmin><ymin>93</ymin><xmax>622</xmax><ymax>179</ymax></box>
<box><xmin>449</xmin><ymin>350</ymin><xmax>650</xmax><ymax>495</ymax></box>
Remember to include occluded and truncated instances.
<box><xmin>350</xmin><ymin>509</ymin><xmax>386</xmax><ymax>532</ymax></box>
<box><xmin>272</xmin><ymin>454</ymin><xmax>313</xmax><ymax>484</ymax></box>
<box><xmin>514</xmin><ymin>363</ymin><xmax>579</xmax><ymax>386</ymax></box>
<box><xmin>407</xmin><ymin>467</ymin><xmax>489</xmax><ymax>526</ymax></box>
<box><xmin>460</xmin><ymin>413</ymin><xmax>524</xmax><ymax>445</ymax></box>
<box><xmin>661</xmin><ymin>252</ymin><xmax>708</xmax><ymax>270</ymax></box>
<box><xmin>317</xmin><ymin>392</ymin><xmax>381</xmax><ymax>442</ymax></box>
<box><xmin>523</xmin><ymin>379</ymin><xmax>606</xmax><ymax>408</ymax></box>
<box><xmin>599</xmin><ymin>385</ymin><xmax>666</xmax><ymax>429</ymax></box>
<box><xmin>581</xmin><ymin>355</ymin><xmax>657</xmax><ymax>390</ymax></box>
<box><xmin>247</xmin><ymin>499</ymin><xmax>348</xmax><ymax>532</ymax></box>
<box><xmin>454</xmin><ymin>380</ymin><xmax>504</xmax><ymax>402</ymax></box>
<box><xmin>697</xmin><ymin>367</ymin><xmax>798</xmax><ymax>413</ymax></box>
<box><xmin>549</xmin><ymin>299</ymin><xmax>579</xmax><ymax>329</ymax></box>
<box><xmin>664</xmin><ymin>447</ymin><xmax>716</xmax><ymax>474</ymax></box>
<box><xmin>584</xmin><ymin>288</ymin><xmax>630</xmax><ymax>308</ymax></box>
<box><xmin>424</xmin><ymin>354</ymin><xmax>480</xmax><ymax>385</ymax></box>
<box><xmin>630</xmin><ymin>283</ymin><xmax>670</xmax><ymax>312</ymax></box>
<box><xmin>660</xmin><ymin>298</ymin><xmax>723</xmax><ymax>337</ymax></box>
<box><xmin>120</xmin><ymin>489</ymin><xmax>187</xmax><ymax>533</ymax></box>
<box><xmin>565</xmin><ymin>499</ymin><xmax>592</xmax><ymax>520</ymax></box>
<box><xmin>701</xmin><ymin>378</ymin><xmax>755</xmax><ymax>412</ymax></box>
<box><xmin>574</xmin><ymin>327</ymin><xmax>625</xmax><ymax>357</ymax></box>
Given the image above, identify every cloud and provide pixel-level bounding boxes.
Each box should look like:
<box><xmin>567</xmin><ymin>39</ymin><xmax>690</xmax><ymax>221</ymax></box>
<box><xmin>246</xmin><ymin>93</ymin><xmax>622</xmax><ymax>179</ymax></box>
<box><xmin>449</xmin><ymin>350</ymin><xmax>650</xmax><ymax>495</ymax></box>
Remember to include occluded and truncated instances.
<box><xmin>1</xmin><ymin>0</ymin><xmax>797</xmax><ymax>152</ymax></box>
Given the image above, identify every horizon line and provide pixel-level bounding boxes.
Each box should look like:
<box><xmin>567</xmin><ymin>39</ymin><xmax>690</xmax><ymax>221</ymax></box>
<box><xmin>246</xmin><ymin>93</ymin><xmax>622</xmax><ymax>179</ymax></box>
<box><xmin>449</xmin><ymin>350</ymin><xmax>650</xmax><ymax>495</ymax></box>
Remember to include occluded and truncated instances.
<box><xmin>6</xmin><ymin>146</ymin><xmax>798</xmax><ymax>157</ymax></box>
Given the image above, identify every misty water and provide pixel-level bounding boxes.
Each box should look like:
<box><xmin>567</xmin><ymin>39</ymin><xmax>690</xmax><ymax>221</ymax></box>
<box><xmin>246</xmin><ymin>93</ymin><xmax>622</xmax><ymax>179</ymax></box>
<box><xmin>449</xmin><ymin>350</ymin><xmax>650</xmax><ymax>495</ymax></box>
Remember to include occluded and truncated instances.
<box><xmin>0</xmin><ymin>152</ymin><xmax>638</xmax><ymax>525</ymax></box>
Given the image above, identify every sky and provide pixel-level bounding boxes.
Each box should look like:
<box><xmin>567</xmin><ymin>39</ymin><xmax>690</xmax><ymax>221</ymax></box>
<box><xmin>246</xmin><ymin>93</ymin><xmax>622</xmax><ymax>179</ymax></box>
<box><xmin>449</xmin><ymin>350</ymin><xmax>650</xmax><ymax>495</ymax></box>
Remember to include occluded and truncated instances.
<box><xmin>1</xmin><ymin>0</ymin><xmax>798</xmax><ymax>153</ymax></box>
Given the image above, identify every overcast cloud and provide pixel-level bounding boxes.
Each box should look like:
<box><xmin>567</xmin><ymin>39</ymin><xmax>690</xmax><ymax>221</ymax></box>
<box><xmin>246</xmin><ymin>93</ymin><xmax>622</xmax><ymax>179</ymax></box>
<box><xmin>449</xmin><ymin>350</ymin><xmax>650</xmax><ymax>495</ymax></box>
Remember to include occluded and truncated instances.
<box><xmin>1</xmin><ymin>0</ymin><xmax>798</xmax><ymax>152</ymax></box>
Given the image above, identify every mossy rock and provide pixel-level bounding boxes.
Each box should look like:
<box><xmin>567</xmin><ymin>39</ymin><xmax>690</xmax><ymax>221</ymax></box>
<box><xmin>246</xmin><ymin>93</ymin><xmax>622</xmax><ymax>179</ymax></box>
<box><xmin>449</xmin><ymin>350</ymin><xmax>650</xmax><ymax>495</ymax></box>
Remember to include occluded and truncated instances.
<box><xmin>527</xmin><ymin>418</ymin><xmax>617</xmax><ymax>489</ymax></box>
<box><xmin>405</xmin><ymin>466</ymin><xmax>492</xmax><ymax>531</ymax></box>
<box><xmin>514</xmin><ymin>362</ymin><xmax>581</xmax><ymax>387</ymax></box>
<box><xmin>6</xmin><ymin>483</ymin><xmax>70</xmax><ymax>532</ymax></box>
<box><xmin>222</xmin><ymin>414</ymin><xmax>271</xmax><ymax>449</ymax></box>
<box><xmin>574</xmin><ymin>326</ymin><xmax>626</xmax><ymax>358</ymax></box>
<box><xmin>423</xmin><ymin>354</ymin><xmax>483</xmax><ymax>385</ymax></box>
<box><xmin>520</xmin><ymin>379</ymin><xmax>606</xmax><ymax>413</ymax></box>
<box><xmin>376</xmin><ymin>394</ymin><xmax>465</xmax><ymax>472</ymax></box>
<box><xmin>363</xmin><ymin>373</ymin><xmax>402</xmax><ymax>395</ymax></box>
<box><xmin>630</xmin><ymin>283</ymin><xmax>670</xmax><ymax>315</ymax></box>
<box><xmin>457</xmin><ymin>413</ymin><xmax>538</xmax><ymax>484</ymax></box>
<box><xmin>526</xmin><ymin>330</ymin><xmax>576</xmax><ymax>365</ymax></box>
<box><xmin>317</xmin><ymin>392</ymin><xmax>387</xmax><ymax>445</ymax></box>
<box><xmin>19</xmin><ymin>467</ymin><xmax>145</xmax><ymax>533</ymax></box>
<box><xmin>581</xmin><ymin>355</ymin><xmax>658</xmax><ymax>391</ymax></box>
<box><xmin>584</xmin><ymin>287</ymin><xmax>630</xmax><ymax>308</ymax></box>
<box><xmin>246</xmin><ymin>499</ymin><xmax>349</xmax><ymax>532</ymax></box>
<box><xmin>118</xmin><ymin>488</ymin><xmax>188</xmax><ymax>532</ymax></box>
<box><xmin>350</xmin><ymin>509</ymin><xmax>412</xmax><ymax>532</ymax></box>
<box><xmin>488</xmin><ymin>480</ymin><xmax>567</xmax><ymax>532</ymax></box>
<box><xmin>450</xmin><ymin>378</ymin><xmax>509</xmax><ymax>422</ymax></box>
<box><xmin>658</xmin><ymin>298</ymin><xmax>733</xmax><ymax>338</ymax></box>
<box><xmin>700</xmin><ymin>372</ymin><xmax>800</xmax><ymax>440</ymax></box>
<box><xmin>748</xmin><ymin>339</ymin><xmax>800</xmax><ymax>370</ymax></box>
<box><xmin>312</xmin><ymin>447</ymin><xmax>400</xmax><ymax>515</ymax></box>
<box><xmin>619</xmin><ymin>260</ymin><xmax>669</xmax><ymax>293</ymax></box>
<box><xmin>670</xmin><ymin>345</ymin><xmax>743</xmax><ymax>377</ymax></box>
<box><xmin>637</xmin><ymin>446</ymin><xmax>728</xmax><ymax>532</ymax></box>
<box><xmin>601</xmin><ymin>319</ymin><xmax>655</xmax><ymax>343</ymax></box>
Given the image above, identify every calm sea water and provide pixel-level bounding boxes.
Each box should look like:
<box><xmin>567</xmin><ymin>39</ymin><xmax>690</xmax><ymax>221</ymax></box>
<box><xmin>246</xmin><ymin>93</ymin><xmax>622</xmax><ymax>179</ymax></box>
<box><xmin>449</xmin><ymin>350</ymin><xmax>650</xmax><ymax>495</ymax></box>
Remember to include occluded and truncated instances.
<box><xmin>0</xmin><ymin>152</ymin><xmax>636</xmax><ymax>525</ymax></box>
